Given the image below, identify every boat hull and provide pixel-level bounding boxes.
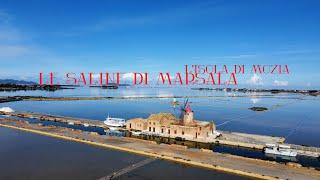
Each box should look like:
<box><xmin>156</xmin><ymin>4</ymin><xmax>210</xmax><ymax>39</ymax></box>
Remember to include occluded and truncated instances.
<box><xmin>264</xmin><ymin>148</ymin><xmax>297</xmax><ymax>157</ymax></box>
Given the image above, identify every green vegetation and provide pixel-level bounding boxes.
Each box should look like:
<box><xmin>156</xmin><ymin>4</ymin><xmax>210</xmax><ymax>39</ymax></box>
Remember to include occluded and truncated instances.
<box><xmin>248</xmin><ymin>107</ymin><xmax>268</xmax><ymax>112</ymax></box>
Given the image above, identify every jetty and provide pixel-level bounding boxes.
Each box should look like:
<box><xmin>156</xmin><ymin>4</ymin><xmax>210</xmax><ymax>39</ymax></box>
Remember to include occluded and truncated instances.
<box><xmin>216</xmin><ymin>131</ymin><xmax>285</xmax><ymax>149</ymax></box>
<box><xmin>0</xmin><ymin>110</ymin><xmax>109</xmax><ymax>129</ymax></box>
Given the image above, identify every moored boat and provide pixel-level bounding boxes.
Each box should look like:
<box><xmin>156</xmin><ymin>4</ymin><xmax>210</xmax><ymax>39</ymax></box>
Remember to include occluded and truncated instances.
<box><xmin>104</xmin><ymin>115</ymin><xmax>126</xmax><ymax>129</ymax></box>
<box><xmin>83</xmin><ymin>123</ymin><xmax>89</xmax><ymax>127</ymax></box>
<box><xmin>264</xmin><ymin>143</ymin><xmax>297</xmax><ymax>157</ymax></box>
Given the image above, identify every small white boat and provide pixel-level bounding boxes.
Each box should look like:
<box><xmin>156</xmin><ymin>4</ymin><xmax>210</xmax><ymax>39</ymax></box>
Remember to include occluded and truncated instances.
<box><xmin>265</xmin><ymin>153</ymin><xmax>297</xmax><ymax>161</ymax></box>
<box><xmin>104</xmin><ymin>115</ymin><xmax>126</xmax><ymax>129</ymax></box>
<box><xmin>83</xmin><ymin>123</ymin><xmax>89</xmax><ymax>127</ymax></box>
<box><xmin>264</xmin><ymin>144</ymin><xmax>297</xmax><ymax>157</ymax></box>
<box><xmin>68</xmin><ymin>121</ymin><xmax>74</xmax><ymax>125</ymax></box>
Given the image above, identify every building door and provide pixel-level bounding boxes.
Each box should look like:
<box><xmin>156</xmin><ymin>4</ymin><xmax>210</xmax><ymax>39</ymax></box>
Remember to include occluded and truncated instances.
<box><xmin>195</xmin><ymin>132</ymin><xmax>197</xmax><ymax>138</ymax></box>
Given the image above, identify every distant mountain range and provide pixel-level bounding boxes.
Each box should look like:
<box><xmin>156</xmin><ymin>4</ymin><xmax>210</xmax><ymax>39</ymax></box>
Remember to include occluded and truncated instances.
<box><xmin>0</xmin><ymin>79</ymin><xmax>37</xmax><ymax>85</ymax></box>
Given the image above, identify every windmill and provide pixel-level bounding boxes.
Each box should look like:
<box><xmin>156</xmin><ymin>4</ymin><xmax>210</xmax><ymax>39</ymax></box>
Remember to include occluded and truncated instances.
<box><xmin>179</xmin><ymin>98</ymin><xmax>194</xmax><ymax>124</ymax></box>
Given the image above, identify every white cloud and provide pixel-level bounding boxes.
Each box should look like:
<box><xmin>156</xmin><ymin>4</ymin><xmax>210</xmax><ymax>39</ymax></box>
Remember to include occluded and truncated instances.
<box><xmin>273</xmin><ymin>80</ymin><xmax>289</xmax><ymax>86</ymax></box>
<box><xmin>247</xmin><ymin>74</ymin><xmax>263</xmax><ymax>85</ymax></box>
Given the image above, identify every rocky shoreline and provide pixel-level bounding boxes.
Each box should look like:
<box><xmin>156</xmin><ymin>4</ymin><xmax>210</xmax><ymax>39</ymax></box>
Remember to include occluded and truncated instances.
<box><xmin>0</xmin><ymin>84</ymin><xmax>75</xmax><ymax>92</ymax></box>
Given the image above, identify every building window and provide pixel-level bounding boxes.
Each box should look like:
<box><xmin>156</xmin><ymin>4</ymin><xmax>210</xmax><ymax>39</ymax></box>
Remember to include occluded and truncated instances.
<box><xmin>174</xmin><ymin>130</ymin><xmax>177</xmax><ymax>134</ymax></box>
<box><xmin>153</xmin><ymin>122</ymin><xmax>155</xmax><ymax>125</ymax></box>
<box><xmin>149</xmin><ymin>127</ymin><xmax>151</xmax><ymax>131</ymax></box>
<box><xmin>129</xmin><ymin>123</ymin><xmax>131</xmax><ymax>128</ymax></box>
<box><xmin>149</xmin><ymin>122</ymin><xmax>151</xmax><ymax>125</ymax></box>
<box><xmin>207</xmin><ymin>132</ymin><xmax>209</xmax><ymax>137</ymax></box>
<box><xmin>199</xmin><ymin>127</ymin><xmax>202</xmax><ymax>131</ymax></box>
<box><xmin>168</xmin><ymin>129</ymin><xmax>170</xmax><ymax>134</ymax></box>
<box><xmin>161</xmin><ymin>129</ymin><xmax>164</xmax><ymax>133</ymax></box>
<box><xmin>153</xmin><ymin>127</ymin><xmax>155</xmax><ymax>132</ymax></box>
<box><xmin>182</xmin><ymin>131</ymin><xmax>184</xmax><ymax>135</ymax></box>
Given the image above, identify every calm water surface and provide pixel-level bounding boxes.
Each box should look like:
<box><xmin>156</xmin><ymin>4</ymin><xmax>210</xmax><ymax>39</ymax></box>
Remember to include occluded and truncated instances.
<box><xmin>0</xmin><ymin>127</ymin><xmax>247</xmax><ymax>180</ymax></box>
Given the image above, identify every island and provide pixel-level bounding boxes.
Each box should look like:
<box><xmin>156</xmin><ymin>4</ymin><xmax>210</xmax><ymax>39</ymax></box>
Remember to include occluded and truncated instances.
<box><xmin>249</xmin><ymin>107</ymin><xmax>268</xmax><ymax>112</ymax></box>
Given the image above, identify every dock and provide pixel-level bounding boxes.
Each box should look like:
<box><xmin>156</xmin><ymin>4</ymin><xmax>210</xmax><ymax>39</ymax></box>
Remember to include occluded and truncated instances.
<box><xmin>289</xmin><ymin>144</ymin><xmax>320</xmax><ymax>158</ymax></box>
<box><xmin>0</xmin><ymin>110</ymin><xmax>112</xmax><ymax>129</ymax></box>
<box><xmin>216</xmin><ymin>131</ymin><xmax>285</xmax><ymax>149</ymax></box>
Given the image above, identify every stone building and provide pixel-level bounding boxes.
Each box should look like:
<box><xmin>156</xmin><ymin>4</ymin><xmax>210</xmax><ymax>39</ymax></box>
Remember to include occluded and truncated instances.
<box><xmin>126</xmin><ymin>118</ymin><xmax>147</xmax><ymax>131</ymax></box>
<box><xmin>126</xmin><ymin>102</ymin><xmax>218</xmax><ymax>142</ymax></box>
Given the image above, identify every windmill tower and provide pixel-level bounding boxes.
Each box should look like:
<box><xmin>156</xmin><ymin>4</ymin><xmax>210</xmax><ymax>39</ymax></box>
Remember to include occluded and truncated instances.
<box><xmin>180</xmin><ymin>99</ymin><xmax>194</xmax><ymax>125</ymax></box>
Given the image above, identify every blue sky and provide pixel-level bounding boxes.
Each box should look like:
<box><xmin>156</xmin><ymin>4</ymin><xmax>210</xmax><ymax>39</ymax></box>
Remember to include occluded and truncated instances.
<box><xmin>0</xmin><ymin>0</ymin><xmax>319</xmax><ymax>88</ymax></box>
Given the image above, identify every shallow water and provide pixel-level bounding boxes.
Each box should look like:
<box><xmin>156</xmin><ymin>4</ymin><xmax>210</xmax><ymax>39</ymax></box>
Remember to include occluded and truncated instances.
<box><xmin>116</xmin><ymin>159</ymin><xmax>249</xmax><ymax>180</ymax></box>
<box><xmin>0</xmin><ymin>127</ymin><xmax>247</xmax><ymax>180</ymax></box>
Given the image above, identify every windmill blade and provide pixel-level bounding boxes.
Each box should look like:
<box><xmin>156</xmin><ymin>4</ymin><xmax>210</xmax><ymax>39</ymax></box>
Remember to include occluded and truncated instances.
<box><xmin>184</xmin><ymin>98</ymin><xmax>189</xmax><ymax>109</ymax></box>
